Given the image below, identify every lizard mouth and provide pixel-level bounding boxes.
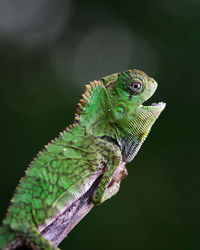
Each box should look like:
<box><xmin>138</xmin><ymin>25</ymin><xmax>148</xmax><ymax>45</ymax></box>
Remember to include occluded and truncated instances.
<box><xmin>141</xmin><ymin>101</ymin><xmax>165</xmax><ymax>107</ymax></box>
<box><xmin>140</xmin><ymin>101</ymin><xmax>166</xmax><ymax>113</ymax></box>
<box><xmin>149</xmin><ymin>102</ymin><xmax>165</xmax><ymax>106</ymax></box>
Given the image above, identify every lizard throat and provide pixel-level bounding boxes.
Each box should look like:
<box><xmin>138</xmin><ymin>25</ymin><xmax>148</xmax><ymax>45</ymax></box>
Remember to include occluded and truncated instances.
<box><xmin>118</xmin><ymin>136</ymin><xmax>142</xmax><ymax>162</ymax></box>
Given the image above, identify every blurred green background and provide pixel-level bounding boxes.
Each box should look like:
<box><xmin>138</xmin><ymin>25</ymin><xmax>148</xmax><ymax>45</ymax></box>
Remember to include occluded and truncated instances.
<box><xmin>0</xmin><ymin>0</ymin><xmax>199</xmax><ymax>249</ymax></box>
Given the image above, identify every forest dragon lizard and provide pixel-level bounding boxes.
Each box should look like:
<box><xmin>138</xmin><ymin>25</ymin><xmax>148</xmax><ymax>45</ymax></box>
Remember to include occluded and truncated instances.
<box><xmin>0</xmin><ymin>69</ymin><xmax>166</xmax><ymax>249</ymax></box>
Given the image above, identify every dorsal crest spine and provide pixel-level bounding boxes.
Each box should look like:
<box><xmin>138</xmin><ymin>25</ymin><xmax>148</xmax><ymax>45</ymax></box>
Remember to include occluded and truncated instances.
<box><xmin>74</xmin><ymin>80</ymin><xmax>103</xmax><ymax>122</ymax></box>
<box><xmin>41</xmin><ymin>80</ymin><xmax>103</xmax><ymax>153</ymax></box>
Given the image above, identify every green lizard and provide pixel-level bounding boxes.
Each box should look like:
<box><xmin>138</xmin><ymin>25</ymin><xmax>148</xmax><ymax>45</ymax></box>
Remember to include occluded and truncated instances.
<box><xmin>0</xmin><ymin>69</ymin><xmax>165</xmax><ymax>249</ymax></box>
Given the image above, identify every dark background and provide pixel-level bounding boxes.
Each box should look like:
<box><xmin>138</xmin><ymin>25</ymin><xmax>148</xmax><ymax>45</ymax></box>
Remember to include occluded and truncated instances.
<box><xmin>0</xmin><ymin>1</ymin><xmax>199</xmax><ymax>249</ymax></box>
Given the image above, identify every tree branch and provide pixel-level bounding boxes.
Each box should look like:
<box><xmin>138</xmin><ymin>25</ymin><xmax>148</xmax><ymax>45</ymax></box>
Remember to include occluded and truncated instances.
<box><xmin>14</xmin><ymin>162</ymin><xmax>127</xmax><ymax>249</ymax></box>
<box><xmin>41</xmin><ymin>173</ymin><xmax>103</xmax><ymax>246</ymax></box>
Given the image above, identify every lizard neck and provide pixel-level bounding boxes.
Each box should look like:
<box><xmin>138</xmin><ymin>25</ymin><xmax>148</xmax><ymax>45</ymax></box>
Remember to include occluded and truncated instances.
<box><xmin>72</xmin><ymin>80</ymin><xmax>118</xmax><ymax>139</ymax></box>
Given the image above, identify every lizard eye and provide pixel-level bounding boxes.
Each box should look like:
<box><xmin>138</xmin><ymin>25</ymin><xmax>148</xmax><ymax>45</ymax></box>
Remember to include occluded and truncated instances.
<box><xmin>129</xmin><ymin>82</ymin><xmax>143</xmax><ymax>93</ymax></box>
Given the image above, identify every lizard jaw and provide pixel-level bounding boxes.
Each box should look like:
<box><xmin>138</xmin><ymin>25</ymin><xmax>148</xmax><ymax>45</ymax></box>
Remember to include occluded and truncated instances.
<box><xmin>140</xmin><ymin>101</ymin><xmax>166</xmax><ymax>114</ymax></box>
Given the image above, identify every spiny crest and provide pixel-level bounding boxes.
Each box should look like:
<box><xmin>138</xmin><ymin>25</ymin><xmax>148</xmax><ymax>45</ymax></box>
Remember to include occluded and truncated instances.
<box><xmin>74</xmin><ymin>80</ymin><xmax>102</xmax><ymax>122</ymax></box>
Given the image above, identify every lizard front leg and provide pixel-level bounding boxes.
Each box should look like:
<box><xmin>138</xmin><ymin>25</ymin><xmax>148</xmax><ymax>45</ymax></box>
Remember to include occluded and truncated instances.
<box><xmin>103</xmin><ymin>161</ymin><xmax>128</xmax><ymax>201</ymax></box>
<box><xmin>92</xmin><ymin>143</ymin><xmax>122</xmax><ymax>204</ymax></box>
<box><xmin>93</xmin><ymin>160</ymin><xmax>128</xmax><ymax>204</ymax></box>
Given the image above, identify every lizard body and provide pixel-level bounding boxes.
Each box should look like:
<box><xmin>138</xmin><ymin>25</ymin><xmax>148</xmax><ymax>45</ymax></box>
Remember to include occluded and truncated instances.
<box><xmin>0</xmin><ymin>69</ymin><xmax>165</xmax><ymax>249</ymax></box>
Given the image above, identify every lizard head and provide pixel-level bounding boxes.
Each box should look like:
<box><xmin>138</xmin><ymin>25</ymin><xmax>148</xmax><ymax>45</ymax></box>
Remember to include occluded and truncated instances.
<box><xmin>103</xmin><ymin>69</ymin><xmax>166</xmax><ymax>162</ymax></box>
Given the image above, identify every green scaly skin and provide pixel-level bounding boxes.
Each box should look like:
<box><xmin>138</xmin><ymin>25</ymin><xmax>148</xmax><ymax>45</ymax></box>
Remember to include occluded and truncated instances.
<box><xmin>0</xmin><ymin>69</ymin><xmax>166</xmax><ymax>249</ymax></box>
